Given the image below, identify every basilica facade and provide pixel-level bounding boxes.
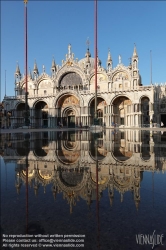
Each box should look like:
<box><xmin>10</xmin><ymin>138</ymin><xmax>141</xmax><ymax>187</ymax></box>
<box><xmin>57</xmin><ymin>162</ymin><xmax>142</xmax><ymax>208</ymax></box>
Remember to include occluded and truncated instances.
<box><xmin>2</xmin><ymin>44</ymin><xmax>166</xmax><ymax>128</ymax></box>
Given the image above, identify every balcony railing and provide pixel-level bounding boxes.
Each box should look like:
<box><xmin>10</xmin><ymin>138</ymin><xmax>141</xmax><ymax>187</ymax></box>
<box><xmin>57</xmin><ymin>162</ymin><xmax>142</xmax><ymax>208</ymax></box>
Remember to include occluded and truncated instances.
<box><xmin>3</xmin><ymin>85</ymin><xmax>154</xmax><ymax>101</ymax></box>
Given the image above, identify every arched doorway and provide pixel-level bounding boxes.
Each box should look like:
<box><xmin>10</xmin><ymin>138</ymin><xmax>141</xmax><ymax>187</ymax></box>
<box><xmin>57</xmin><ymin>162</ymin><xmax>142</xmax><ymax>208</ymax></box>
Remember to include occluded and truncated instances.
<box><xmin>112</xmin><ymin>96</ymin><xmax>132</xmax><ymax>126</ymax></box>
<box><xmin>90</xmin><ymin>97</ymin><xmax>106</xmax><ymax>126</ymax></box>
<box><xmin>34</xmin><ymin>101</ymin><xmax>48</xmax><ymax>128</ymax></box>
<box><xmin>57</xmin><ymin>95</ymin><xmax>80</xmax><ymax>128</ymax></box>
<box><xmin>64</xmin><ymin>108</ymin><xmax>76</xmax><ymax>128</ymax></box>
<box><xmin>160</xmin><ymin>98</ymin><xmax>166</xmax><ymax>127</ymax></box>
<box><xmin>141</xmin><ymin>97</ymin><xmax>150</xmax><ymax>125</ymax></box>
<box><xmin>15</xmin><ymin>103</ymin><xmax>25</xmax><ymax>127</ymax></box>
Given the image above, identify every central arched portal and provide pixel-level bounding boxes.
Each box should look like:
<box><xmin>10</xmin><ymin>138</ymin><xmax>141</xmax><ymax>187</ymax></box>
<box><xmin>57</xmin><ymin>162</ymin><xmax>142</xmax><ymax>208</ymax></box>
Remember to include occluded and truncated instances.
<box><xmin>57</xmin><ymin>95</ymin><xmax>80</xmax><ymax>128</ymax></box>
<box><xmin>65</xmin><ymin>108</ymin><xmax>76</xmax><ymax>128</ymax></box>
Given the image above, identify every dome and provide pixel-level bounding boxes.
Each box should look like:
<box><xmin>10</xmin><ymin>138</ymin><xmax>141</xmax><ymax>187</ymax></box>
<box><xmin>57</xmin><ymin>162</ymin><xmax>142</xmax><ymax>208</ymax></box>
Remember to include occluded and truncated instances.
<box><xmin>78</xmin><ymin>57</ymin><xmax>95</xmax><ymax>70</ymax></box>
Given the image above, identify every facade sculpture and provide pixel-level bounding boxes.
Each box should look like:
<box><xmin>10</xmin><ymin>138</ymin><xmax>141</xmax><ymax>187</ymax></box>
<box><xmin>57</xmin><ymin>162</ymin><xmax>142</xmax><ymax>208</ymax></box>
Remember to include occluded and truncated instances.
<box><xmin>2</xmin><ymin>44</ymin><xmax>166</xmax><ymax>128</ymax></box>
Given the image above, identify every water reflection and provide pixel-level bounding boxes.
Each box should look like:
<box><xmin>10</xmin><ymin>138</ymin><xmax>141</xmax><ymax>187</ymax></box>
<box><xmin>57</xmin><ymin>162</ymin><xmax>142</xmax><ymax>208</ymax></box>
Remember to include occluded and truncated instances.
<box><xmin>1</xmin><ymin>130</ymin><xmax>166</xmax><ymax>249</ymax></box>
<box><xmin>1</xmin><ymin>130</ymin><xmax>166</xmax><ymax>208</ymax></box>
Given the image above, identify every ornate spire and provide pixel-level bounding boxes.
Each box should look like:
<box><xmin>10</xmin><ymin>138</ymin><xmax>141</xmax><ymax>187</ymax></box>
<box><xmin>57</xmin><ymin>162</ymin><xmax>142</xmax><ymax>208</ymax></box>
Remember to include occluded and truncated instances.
<box><xmin>15</xmin><ymin>62</ymin><xmax>21</xmax><ymax>76</ymax></box>
<box><xmin>52</xmin><ymin>57</ymin><xmax>56</xmax><ymax>68</ymax></box>
<box><xmin>51</xmin><ymin>57</ymin><xmax>56</xmax><ymax>71</ymax></box>
<box><xmin>107</xmin><ymin>49</ymin><xmax>112</xmax><ymax>71</ymax></box>
<box><xmin>85</xmin><ymin>38</ymin><xmax>91</xmax><ymax>64</ymax></box>
<box><xmin>85</xmin><ymin>48</ymin><xmax>91</xmax><ymax>63</ymax></box>
<box><xmin>33</xmin><ymin>59</ymin><xmax>39</xmax><ymax>75</ymax></box>
<box><xmin>133</xmin><ymin>44</ymin><xmax>138</xmax><ymax>58</ymax></box>
<box><xmin>34</xmin><ymin>60</ymin><xmax>38</xmax><ymax>71</ymax></box>
<box><xmin>51</xmin><ymin>56</ymin><xmax>57</xmax><ymax>77</ymax></box>
<box><xmin>107</xmin><ymin>49</ymin><xmax>112</xmax><ymax>63</ymax></box>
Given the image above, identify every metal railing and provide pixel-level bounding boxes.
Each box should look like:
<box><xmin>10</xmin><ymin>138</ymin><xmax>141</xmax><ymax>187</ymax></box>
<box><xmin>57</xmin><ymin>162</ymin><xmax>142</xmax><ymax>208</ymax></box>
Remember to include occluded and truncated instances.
<box><xmin>3</xmin><ymin>85</ymin><xmax>155</xmax><ymax>101</ymax></box>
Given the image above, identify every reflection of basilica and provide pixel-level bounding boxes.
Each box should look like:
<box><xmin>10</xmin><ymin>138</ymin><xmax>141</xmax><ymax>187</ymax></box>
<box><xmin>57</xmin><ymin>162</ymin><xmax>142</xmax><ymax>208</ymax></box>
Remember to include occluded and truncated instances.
<box><xmin>1</xmin><ymin>130</ymin><xmax>166</xmax><ymax>213</ymax></box>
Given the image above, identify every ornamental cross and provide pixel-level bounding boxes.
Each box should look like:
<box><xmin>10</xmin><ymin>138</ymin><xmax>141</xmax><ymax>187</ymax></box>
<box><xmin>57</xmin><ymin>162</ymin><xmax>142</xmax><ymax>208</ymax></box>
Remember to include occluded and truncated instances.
<box><xmin>86</xmin><ymin>37</ymin><xmax>90</xmax><ymax>49</ymax></box>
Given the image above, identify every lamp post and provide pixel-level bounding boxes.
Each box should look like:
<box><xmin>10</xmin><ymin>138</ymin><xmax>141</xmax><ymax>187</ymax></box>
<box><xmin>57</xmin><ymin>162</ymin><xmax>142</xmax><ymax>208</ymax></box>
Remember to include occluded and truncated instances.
<box><xmin>94</xmin><ymin>0</ymin><xmax>98</xmax><ymax>126</ymax></box>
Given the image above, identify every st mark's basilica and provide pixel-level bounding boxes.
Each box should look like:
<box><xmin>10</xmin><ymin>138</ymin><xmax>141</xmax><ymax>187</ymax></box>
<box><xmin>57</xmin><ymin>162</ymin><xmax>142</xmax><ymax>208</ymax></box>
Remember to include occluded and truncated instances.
<box><xmin>2</xmin><ymin>44</ymin><xmax>166</xmax><ymax>128</ymax></box>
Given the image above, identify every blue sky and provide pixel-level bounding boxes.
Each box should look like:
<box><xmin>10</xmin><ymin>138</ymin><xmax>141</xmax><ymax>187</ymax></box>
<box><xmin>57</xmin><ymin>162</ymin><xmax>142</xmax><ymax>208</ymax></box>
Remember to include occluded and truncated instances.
<box><xmin>1</xmin><ymin>1</ymin><xmax>166</xmax><ymax>101</ymax></box>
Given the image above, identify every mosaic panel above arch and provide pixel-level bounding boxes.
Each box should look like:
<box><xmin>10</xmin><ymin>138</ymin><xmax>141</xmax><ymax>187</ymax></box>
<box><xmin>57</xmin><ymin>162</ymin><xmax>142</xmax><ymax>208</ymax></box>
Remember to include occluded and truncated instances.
<box><xmin>112</xmin><ymin>71</ymin><xmax>129</xmax><ymax>81</ymax></box>
<box><xmin>58</xmin><ymin>95</ymin><xmax>80</xmax><ymax>108</ymax></box>
<box><xmin>90</xmin><ymin>73</ymin><xmax>107</xmax><ymax>84</ymax></box>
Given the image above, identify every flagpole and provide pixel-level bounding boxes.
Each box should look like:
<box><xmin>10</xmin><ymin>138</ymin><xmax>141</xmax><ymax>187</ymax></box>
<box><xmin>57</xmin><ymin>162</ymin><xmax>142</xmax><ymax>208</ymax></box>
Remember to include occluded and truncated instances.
<box><xmin>23</xmin><ymin>0</ymin><xmax>29</xmax><ymax>235</ymax></box>
<box><xmin>5</xmin><ymin>70</ymin><xmax>6</xmax><ymax>97</ymax></box>
<box><xmin>24</xmin><ymin>0</ymin><xmax>29</xmax><ymax>126</ymax></box>
<box><xmin>150</xmin><ymin>50</ymin><xmax>152</xmax><ymax>85</ymax></box>
<box><xmin>94</xmin><ymin>0</ymin><xmax>98</xmax><ymax>125</ymax></box>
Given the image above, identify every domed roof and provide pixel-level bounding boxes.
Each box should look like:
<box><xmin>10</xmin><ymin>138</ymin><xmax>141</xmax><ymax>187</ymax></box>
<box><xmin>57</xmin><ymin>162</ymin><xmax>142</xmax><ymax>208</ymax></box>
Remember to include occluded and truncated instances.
<box><xmin>78</xmin><ymin>57</ymin><xmax>95</xmax><ymax>70</ymax></box>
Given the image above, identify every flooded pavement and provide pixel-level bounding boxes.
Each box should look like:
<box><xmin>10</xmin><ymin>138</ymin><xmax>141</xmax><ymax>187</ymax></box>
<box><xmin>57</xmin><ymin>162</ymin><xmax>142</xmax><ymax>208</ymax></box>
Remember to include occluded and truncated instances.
<box><xmin>1</xmin><ymin>129</ymin><xmax>166</xmax><ymax>250</ymax></box>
